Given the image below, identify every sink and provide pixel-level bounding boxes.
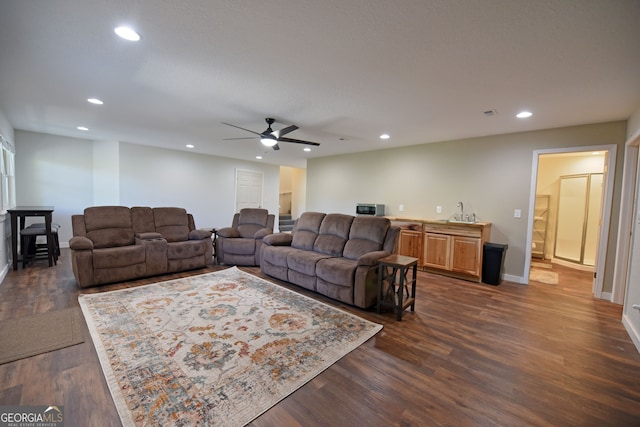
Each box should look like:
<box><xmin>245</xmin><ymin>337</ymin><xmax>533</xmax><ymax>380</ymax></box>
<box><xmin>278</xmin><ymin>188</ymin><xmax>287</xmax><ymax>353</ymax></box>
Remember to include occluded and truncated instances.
<box><xmin>447</xmin><ymin>219</ymin><xmax>476</xmax><ymax>224</ymax></box>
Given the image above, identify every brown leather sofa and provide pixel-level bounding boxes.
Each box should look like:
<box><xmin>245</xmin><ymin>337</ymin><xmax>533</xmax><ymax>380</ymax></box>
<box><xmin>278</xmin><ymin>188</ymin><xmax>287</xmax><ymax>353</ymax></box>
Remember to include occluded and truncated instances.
<box><xmin>69</xmin><ymin>206</ymin><xmax>212</xmax><ymax>288</ymax></box>
<box><xmin>260</xmin><ymin>212</ymin><xmax>399</xmax><ymax>308</ymax></box>
<box><xmin>215</xmin><ymin>208</ymin><xmax>275</xmax><ymax>266</ymax></box>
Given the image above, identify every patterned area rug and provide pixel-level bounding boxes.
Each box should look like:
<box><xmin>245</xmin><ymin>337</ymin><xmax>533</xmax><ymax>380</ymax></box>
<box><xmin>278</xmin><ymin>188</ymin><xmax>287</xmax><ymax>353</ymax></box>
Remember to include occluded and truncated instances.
<box><xmin>79</xmin><ymin>267</ymin><xmax>382</xmax><ymax>426</ymax></box>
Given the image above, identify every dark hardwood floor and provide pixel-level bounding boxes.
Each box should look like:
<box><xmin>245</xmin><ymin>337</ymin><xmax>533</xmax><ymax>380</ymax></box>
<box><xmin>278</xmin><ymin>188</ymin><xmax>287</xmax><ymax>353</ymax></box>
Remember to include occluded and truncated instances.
<box><xmin>1</xmin><ymin>251</ymin><xmax>640</xmax><ymax>426</ymax></box>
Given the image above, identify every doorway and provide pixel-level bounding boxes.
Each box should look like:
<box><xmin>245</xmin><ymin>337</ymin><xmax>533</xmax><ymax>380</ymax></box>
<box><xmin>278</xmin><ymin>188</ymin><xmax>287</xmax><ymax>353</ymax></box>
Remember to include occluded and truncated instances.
<box><xmin>525</xmin><ymin>146</ymin><xmax>616</xmax><ymax>299</ymax></box>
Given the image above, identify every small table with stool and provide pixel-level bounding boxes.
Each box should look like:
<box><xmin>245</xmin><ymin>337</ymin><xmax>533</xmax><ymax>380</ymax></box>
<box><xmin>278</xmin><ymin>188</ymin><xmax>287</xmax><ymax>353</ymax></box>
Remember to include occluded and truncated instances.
<box><xmin>7</xmin><ymin>206</ymin><xmax>56</xmax><ymax>270</ymax></box>
<box><xmin>377</xmin><ymin>254</ymin><xmax>419</xmax><ymax>321</ymax></box>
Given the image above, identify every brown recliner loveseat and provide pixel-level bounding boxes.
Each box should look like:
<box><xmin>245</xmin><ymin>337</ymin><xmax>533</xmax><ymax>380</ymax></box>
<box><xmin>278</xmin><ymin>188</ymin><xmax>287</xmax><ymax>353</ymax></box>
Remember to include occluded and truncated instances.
<box><xmin>69</xmin><ymin>206</ymin><xmax>212</xmax><ymax>288</ymax></box>
<box><xmin>260</xmin><ymin>212</ymin><xmax>400</xmax><ymax>308</ymax></box>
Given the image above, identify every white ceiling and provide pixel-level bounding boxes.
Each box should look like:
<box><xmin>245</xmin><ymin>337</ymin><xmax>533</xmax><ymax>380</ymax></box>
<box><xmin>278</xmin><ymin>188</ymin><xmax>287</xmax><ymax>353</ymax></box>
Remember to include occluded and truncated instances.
<box><xmin>1</xmin><ymin>0</ymin><xmax>639</xmax><ymax>168</ymax></box>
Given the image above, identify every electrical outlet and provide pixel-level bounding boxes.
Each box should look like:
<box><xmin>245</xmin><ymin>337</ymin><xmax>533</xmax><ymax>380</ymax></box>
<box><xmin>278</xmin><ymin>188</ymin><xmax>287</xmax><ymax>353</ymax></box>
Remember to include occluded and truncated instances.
<box><xmin>399</xmin><ymin>204</ymin><xmax>405</xmax><ymax>212</ymax></box>
<box><xmin>514</xmin><ymin>209</ymin><xmax>522</xmax><ymax>218</ymax></box>
<box><xmin>436</xmin><ymin>205</ymin><xmax>442</xmax><ymax>214</ymax></box>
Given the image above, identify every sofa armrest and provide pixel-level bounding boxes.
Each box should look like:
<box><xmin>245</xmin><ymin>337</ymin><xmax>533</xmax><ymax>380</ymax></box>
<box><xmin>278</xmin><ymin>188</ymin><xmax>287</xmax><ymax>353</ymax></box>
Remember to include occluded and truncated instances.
<box><xmin>69</xmin><ymin>236</ymin><xmax>93</xmax><ymax>251</ymax></box>
<box><xmin>357</xmin><ymin>250</ymin><xmax>391</xmax><ymax>267</ymax></box>
<box><xmin>216</xmin><ymin>227</ymin><xmax>240</xmax><ymax>238</ymax></box>
<box><xmin>263</xmin><ymin>233</ymin><xmax>293</xmax><ymax>246</ymax></box>
<box><xmin>136</xmin><ymin>232</ymin><xmax>163</xmax><ymax>240</ymax></box>
<box><xmin>189</xmin><ymin>229</ymin><xmax>212</xmax><ymax>240</ymax></box>
<box><xmin>254</xmin><ymin>228</ymin><xmax>273</xmax><ymax>240</ymax></box>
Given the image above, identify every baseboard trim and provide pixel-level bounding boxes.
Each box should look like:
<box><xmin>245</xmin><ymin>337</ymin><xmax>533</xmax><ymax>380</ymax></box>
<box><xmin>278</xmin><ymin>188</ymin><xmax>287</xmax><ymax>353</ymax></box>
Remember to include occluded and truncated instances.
<box><xmin>622</xmin><ymin>314</ymin><xmax>640</xmax><ymax>354</ymax></box>
<box><xmin>601</xmin><ymin>292</ymin><xmax>613</xmax><ymax>302</ymax></box>
<box><xmin>503</xmin><ymin>273</ymin><xmax>526</xmax><ymax>284</ymax></box>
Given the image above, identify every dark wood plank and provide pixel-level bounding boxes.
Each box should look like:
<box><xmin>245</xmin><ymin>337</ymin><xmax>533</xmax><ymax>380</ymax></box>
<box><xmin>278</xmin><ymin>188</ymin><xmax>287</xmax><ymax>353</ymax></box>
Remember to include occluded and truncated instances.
<box><xmin>1</xmin><ymin>251</ymin><xmax>639</xmax><ymax>426</ymax></box>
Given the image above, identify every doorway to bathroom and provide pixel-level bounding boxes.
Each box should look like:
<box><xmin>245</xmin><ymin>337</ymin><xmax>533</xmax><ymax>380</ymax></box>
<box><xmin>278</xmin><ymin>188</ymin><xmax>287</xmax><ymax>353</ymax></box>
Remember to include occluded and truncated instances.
<box><xmin>526</xmin><ymin>146</ymin><xmax>616</xmax><ymax>299</ymax></box>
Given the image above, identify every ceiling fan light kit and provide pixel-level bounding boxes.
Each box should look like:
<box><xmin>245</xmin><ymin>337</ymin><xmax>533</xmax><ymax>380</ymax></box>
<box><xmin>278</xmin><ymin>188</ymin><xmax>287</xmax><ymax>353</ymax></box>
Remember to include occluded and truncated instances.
<box><xmin>260</xmin><ymin>135</ymin><xmax>278</xmax><ymax>147</ymax></box>
<box><xmin>222</xmin><ymin>117</ymin><xmax>320</xmax><ymax>151</ymax></box>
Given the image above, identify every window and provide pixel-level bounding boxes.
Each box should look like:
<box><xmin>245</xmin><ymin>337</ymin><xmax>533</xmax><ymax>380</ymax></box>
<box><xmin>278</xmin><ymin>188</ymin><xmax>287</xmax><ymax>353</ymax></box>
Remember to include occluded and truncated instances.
<box><xmin>0</xmin><ymin>133</ymin><xmax>15</xmax><ymax>212</ymax></box>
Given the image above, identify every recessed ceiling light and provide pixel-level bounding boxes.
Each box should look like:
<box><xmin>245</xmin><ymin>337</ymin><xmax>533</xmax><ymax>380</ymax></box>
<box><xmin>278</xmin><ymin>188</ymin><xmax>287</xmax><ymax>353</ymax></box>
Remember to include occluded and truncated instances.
<box><xmin>304</xmin><ymin>147</ymin><xmax>311</xmax><ymax>152</ymax></box>
<box><xmin>77</xmin><ymin>126</ymin><xmax>89</xmax><ymax>131</ymax></box>
<box><xmin>256</xmin><ymin>156</ymin><xmax>262</xmax><ymax>160</ymax></box>
<box><xmin>380</xmin><ymin>134</ymin><xmax>390</xmax><ymax>140</ymax></box>
<box><xmin>87</xmin><ymin>98</ymin><xmax>103</xmax><ymax>105</ymax></box>
<box><xmin>516</xmin><ymin>111</ymin><xmax>533</xmax><ymax>118</ymax></box>
<box><xmin>114</xmin><ymin>26</ymin><xmax>141</xmax><ymax>41</ymax></box>
<box><xmin>185</xmin><ymin>144</ymin><xmax>194</xmax><ymax>148</ymax></box>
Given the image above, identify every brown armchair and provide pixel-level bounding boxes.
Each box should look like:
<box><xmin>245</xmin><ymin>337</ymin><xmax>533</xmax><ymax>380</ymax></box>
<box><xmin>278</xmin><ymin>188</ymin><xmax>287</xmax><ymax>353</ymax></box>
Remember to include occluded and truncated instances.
<box><xmin>215</xmin><ymin>208</ymin><xmax>275</xmax><ymax>266</ymax></box>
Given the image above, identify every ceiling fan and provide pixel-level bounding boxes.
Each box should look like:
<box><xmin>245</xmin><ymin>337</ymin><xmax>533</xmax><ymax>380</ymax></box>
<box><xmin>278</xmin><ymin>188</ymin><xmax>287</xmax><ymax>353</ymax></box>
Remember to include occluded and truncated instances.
<box><xmin>222</xmin><ymin>118</ymin><xmax>320</xmax><ymax>151</ymax></box>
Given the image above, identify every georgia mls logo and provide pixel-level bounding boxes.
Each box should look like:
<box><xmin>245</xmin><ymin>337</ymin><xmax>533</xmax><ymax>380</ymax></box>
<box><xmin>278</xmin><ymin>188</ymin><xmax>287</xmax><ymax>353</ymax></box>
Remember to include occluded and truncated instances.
<box><xmin>0</xmin><ymin>405</ymin><xmax>64</xmax><ymax>427</ymax></box>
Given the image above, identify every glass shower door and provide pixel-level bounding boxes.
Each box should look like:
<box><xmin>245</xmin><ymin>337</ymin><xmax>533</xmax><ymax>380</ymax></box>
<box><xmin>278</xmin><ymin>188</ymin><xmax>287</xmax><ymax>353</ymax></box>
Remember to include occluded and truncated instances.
<box><xmin>554</xmin><ymin>173</ymin><xmax>603</xmax><ymax>265</ymax></box>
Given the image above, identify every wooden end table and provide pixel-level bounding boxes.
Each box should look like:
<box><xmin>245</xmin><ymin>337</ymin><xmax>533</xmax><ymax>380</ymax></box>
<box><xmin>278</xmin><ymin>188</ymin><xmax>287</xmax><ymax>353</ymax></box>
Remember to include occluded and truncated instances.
<box><xmin>377</xmin><ymin>254</ymin><xmax>418</xmax><ymax>321</ymax></box>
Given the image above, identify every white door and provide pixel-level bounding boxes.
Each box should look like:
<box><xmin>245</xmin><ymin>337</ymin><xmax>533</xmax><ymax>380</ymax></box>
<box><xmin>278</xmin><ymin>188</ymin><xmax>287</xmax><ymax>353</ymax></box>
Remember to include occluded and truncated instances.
<box><xmin>235</xmin><ymin>169</ymin><xmax>263</xmax><ymax>212</ymax></box>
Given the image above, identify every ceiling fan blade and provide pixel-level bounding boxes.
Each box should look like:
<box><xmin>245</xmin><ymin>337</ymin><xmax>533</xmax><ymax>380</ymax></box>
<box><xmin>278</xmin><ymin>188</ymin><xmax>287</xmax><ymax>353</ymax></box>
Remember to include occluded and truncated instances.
<box><xmin>278</xmin><ymin>136</ymin><xmax>320</xmax><ymax>146</ymax></box>
<box><xmin>221</xmin><ymin>122</ymin><xmax>262</xmax><ymax>136</ymax></box>
<box><xmin>272</xmin><ymin>143</ymin><xmax>280</xmax><ymax>151</ymax></box>
<box><xmin>223</xmin><ymin>137</ymin><xmax>257</xmax><ymax>141</ymax></box>
<box><xmin>273</xmin><ymin>124</ymin><xmax>298</xmax><ymax>138</ymax></box>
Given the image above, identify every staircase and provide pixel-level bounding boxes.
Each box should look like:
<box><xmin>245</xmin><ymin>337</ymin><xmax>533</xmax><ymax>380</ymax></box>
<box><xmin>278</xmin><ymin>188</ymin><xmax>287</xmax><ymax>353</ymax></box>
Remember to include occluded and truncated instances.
<box><xmin>279</xmin><ymin>214</ymin><xmax>294</xmax><ymax>232</ymax></box>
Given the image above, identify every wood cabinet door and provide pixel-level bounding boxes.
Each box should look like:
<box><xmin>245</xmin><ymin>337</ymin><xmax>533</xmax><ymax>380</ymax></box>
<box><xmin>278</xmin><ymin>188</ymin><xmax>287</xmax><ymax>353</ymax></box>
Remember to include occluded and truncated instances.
<box><xmin>451</xmin><ymin>236</ymin><xmax>481</xmax><ymax>276</ymax></box>
<box><xmin>398</xmin><ymin>230</ymin><xmax>422</xmax><ymax>263</ymax></box>
<box><xmin>423</xmin><ymin>233</ymin><xmax>451</xmax><ymax>270</ymax></box>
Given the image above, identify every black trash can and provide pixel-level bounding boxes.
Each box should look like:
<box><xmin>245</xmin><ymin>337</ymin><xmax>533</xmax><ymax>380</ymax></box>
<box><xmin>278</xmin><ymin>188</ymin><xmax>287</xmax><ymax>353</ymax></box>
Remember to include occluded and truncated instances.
<box><xmin>482</xmin><ymin>243</ymin><xmax>508</xmax><ymax>285</ymax></box>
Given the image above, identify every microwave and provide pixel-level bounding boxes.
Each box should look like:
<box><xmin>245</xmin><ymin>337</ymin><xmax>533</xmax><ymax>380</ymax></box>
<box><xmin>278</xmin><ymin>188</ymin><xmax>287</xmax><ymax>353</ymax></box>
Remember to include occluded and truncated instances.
<box><xmin>356</xmin><ymin>203</ymin><xmax>385</xmax><ymax>216</ymax></box>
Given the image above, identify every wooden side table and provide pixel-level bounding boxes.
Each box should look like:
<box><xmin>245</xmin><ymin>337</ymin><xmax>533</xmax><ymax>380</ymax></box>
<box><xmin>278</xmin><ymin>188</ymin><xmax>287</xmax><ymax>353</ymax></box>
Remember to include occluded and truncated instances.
<box><xmin>377</xmin><ymin>254</ymin><xmax>418</xmax><ymax>321</ymax></box>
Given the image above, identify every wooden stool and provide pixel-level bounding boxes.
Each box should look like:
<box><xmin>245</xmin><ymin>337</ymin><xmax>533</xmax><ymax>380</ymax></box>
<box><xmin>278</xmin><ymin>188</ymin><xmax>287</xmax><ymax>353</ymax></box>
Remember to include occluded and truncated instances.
<box><xmin>20</xmin><ymin>225</ymin><xmax>60</xmax><ymax>267</ymax></box>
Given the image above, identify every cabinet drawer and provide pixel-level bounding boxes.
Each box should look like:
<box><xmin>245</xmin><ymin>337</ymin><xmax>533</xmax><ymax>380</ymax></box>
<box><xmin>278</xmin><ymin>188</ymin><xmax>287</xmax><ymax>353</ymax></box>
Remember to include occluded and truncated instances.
<box><xmin>423</xmin><ymin>224</ymin><xmax>482</xmax><ymax>238</ymax></box>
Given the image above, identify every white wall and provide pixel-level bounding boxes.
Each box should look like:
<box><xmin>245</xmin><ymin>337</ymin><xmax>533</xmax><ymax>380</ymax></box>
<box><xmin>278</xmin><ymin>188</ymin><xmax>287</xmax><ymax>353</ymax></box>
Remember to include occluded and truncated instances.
<box><xmin>13</xmin><ymin>131</ymin><xmax>280</xmax><ymax>247</ymax></box>
<box><xmin>118</xmin><ymin>142</ymin><xmax>280</xmax><ymax>230</ymax></box>
<box><xmin>15</xmin><ymin>131</ymin><xmax>94</xmax><ymax>246</ymax></box>
<box><xmin>93</xmin><ymin>140</ymin><xmax>120</xmax><ymax>205</ymax></box>
<box><xmin>307</xmin><ymin>121</ymin><xmax>627</xmax><ymax>290</ymax></box>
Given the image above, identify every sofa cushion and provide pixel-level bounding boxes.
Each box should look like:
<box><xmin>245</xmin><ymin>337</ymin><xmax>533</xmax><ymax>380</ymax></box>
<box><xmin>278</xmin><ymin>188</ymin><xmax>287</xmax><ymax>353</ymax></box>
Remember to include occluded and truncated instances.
<box><xmin>153</xmin><ymin>207</ymin><xmax>190</xmax><ymax>242</ymax></box>
<box><xmin>262</xmin><ymin>245</ymin><xmax>297</xmax><ymax>268</ymax></box>
<box><xmin>222</xmin><ymin>238</ymin><xmax>255</xmax><ymax>255</ymax></box>
<box><xmin>237</xmin><ymin>209</ymin><xmax>269</xmax><ymax>238</ymax></box>
<box><xmin>237</xmin><ymin>223</ymin><xmax>264</xmax><ymax>238</ymax></box>
<box><xmin>84</xmin><ymin>206</ymin><xmax>134</xmax><ymax>249</ymax></box>
<box><xmin>313</xmin><ymin>213</ymin><xmax>354</xmax><ymax>256</ymax></box>
<box><xmin>131</xmin><ymin>206</ymin><xmax>155</xmax><ymax>233</ymax></box>
<box><xmin>291</xmin><ymin>212</ymin><xmax>326</xmax><ymax>250</ymax></box>
<box><xmin>167</xmin><ymin>240</ymin><xmax>206</xmax><ymax>260</ymax></box>
<box><xmin>287</xmin><ymin>249</ymin><xmax>332</xmax><ymax>276</ymax></box>
<box><xmin>316</xmin><ymin>257</ymin><xmax>357</xmax><ymax>287</ymax></box>
<box><xmin>343</xmin><ymin>216</ymin><xmax>390</xmax><ymax>260</ymax></box>
<box><xmin>93</xmin><ymin>245</ymin><xmax>145</xmax><ymax>269</ymax></box>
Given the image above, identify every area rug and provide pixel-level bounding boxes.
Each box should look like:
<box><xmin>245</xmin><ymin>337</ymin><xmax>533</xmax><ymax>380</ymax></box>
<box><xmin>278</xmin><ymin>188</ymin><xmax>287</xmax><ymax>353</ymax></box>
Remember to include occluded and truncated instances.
<box><xmin>0</xmin><ymin>307</ymin><xmax>84</xmax><ymax>364</ymax></box>
<box><xmin>530</xmin><ymin>268</ymin><xmax>559</xmax><ymax>285</ymax></box>
<box><xmin>78</xmin><ymin>267</ymin><xmax>382</xmax><ymax>426</ymax></box>
<box><xmin>531</xmin><ymin>261</ymin><xmax>552</xmax><ymax>269</ymax></box>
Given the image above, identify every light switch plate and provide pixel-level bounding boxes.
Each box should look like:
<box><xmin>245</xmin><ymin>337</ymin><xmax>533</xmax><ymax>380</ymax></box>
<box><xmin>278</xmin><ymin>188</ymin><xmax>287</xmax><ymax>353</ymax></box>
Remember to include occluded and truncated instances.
<box><xmin>399</xmin><ymin>204</ymin><xmax>405</xmax><ymax>212</ymax></box>
<box><xmin>436</xmin><ymin>205</ymin><xmax>442</xmax><ymax>214</ymax></box>
<box><xmin>514</xmin><ymin>209</ymin><xmax>522</xmax><ymax>218</ymax></box>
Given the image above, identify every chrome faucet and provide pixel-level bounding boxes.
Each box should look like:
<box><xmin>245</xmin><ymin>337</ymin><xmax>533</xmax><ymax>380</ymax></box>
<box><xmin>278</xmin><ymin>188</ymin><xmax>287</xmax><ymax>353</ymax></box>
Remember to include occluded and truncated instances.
<box><xmin>457</xmin><ymin>201</ymin><xmax>464</xmax><ymax>219</ymax></box>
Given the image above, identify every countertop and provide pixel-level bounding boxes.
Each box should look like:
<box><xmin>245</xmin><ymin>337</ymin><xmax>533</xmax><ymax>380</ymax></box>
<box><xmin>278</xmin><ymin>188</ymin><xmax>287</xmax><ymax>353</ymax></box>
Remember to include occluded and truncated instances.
<box><xmin>386</xmin><ymin>216</ymin><xmax>491</xmax><ymax>228</ymax></box>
